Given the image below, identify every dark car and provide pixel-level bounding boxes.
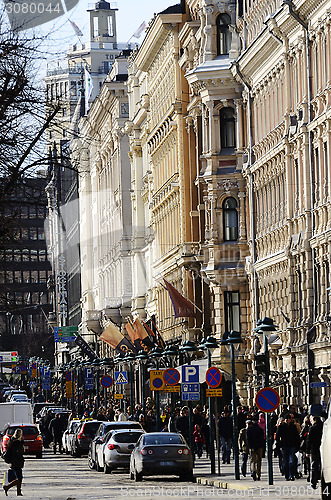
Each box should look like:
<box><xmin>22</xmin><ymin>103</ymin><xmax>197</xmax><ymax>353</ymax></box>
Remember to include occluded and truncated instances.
<box><xmin>0</xmin><ymin>423</ymin><xmax>43</xmax><ymax>458</ymax></box>
<box><xmin>71</xmin><ymin>420</ymin><xmax>103</xmax><ymax>457</ymax></box>
<box><xmin>88</xmin><ymin>421</ymin><xmax>143</xmax><ymax>469</ymax></box>
<box><xmin>129</xmin><ymin>432</ymin><xmax>193</xmax><ymax>482</ymax></box>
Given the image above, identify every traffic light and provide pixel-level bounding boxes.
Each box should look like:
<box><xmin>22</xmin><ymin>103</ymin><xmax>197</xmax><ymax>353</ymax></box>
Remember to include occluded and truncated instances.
<box><xmin>255</xmin><ymin>353</ymin><xmax>268</xmax><ymax>373</ymax></box>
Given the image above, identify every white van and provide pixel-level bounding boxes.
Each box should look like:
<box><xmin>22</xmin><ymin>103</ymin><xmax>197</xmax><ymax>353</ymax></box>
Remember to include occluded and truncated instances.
<box><xmin>321</xmin><ymin>400</ymin><xmax>331</xmax><ymax>500</ymax></box>
<box><xmin>0</xmin><ymin>402</ymin><xmax>33</xmax><ymax>431</ymax></box>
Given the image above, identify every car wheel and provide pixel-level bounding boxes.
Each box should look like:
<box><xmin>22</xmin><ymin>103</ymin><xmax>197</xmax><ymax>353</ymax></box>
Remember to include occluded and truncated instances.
<box><xmin>134</xmin><ymin>466</ymin><xmax>142</xmax><ymax>482</ymax></box>
<box><xmin>36</xmin><ymin>452</ymin><xmax>42</xmax><ymax>459</ymax></box>
<box><xmin>88</xmin><ymin>451</ymin><xmax>95</xmax><ymax>470</ymax></box>
<box><xmin>321</xmin><ymin>474</ymin><xmax>331</xmax><ymax>500</ymax></box>
<box><xmin>95</xmin><ymin>457</ymin><xmax>102</xmax><ymax>472</ymax></box>
<box><xmin>103</xmin><ymin>461</ymin><xmax>112</xmax><ymax>474</ymax></box>
<box><xmin>179</xmin><ymin>470</ymin><xmax>193</xmax><ymax>482</ymax></box>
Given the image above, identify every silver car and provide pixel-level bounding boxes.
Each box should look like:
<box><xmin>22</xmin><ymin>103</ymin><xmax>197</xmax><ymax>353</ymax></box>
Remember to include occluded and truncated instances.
<box><xmin>96</xmin><ymin>429</ymin><xmax>145</xmax><ymax>473</ymax></box>
<box><xmin>62</xmin><ymin>419</ymin><xmax>81</xmax><ymax>454</ymax></box>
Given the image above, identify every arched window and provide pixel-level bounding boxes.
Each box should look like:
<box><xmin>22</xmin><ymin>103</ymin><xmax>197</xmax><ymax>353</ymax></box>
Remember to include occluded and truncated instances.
<box><xmin>220</xmin><ymin>107</ymin><xmax>236</xmax><ymax>149</ymax></box>
<box><xmin>223</xmin><ymin>197</ymin><xmax>238</xmax><ymax>241</ymax></box>
<box><xmin>217</xmin><ymin>14</ymin><xmax>231</xmax><ymax>55</ymax></box>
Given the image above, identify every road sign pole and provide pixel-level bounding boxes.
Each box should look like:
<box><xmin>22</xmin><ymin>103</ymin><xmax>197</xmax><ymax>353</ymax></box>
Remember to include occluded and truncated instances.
<box><xmin>230</xmin><ymin>343</ymin><xmax>240</xmax><ymax>480</ymax></box>
<box><xmin>207</xmin><ymin>350</ymin><xmax>216</xmax><ymax>475</ymax></box>
<box><xmin>155</xmin><ymin>359</ymin><xmax>160</xmax><ymax>431</ymax></box>
<box><xmin>263</xmin><ymin>333</ymin><xmax>273</xmax><ymax>486</ymax></box>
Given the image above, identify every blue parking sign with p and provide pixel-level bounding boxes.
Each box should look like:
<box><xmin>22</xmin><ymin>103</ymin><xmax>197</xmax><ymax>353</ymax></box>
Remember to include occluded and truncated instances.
<box><xmin>85</xmin><ymin>367</ymin><xmax>94</xmax><ymax>389</ymax></box>
<box><xmin>182</xmin><ymin>365</ymin><xmax>199</xmax><ymax>383</ymax></box>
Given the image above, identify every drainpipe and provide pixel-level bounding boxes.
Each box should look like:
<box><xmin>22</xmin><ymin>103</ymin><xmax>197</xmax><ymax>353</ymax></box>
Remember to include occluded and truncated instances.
<box><xmin>232</xmin><ymin>63</ymin><xmax>259</xmax><ymax>323</ymax></box>
<box><xmin>267</xmin><ymin>2</ymin><xmax>315</xmax><ymax>404</ymax></box>
<box><xmin>282</xmin><ymin>0</ymin><xmax>315</xmax><ymax>406</ymax></box>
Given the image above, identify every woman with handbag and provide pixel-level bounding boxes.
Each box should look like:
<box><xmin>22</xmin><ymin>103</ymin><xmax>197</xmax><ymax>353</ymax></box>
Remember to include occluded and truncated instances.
<box><xmin>3</xmin><ymin>428</ymin><xmax>24</xmax><ymax>496</ymax></box>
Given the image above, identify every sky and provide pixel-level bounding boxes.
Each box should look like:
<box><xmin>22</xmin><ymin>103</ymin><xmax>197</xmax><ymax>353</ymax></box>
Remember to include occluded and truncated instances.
<box><xmin>39</xmin><ymin>0</ymin><xmax>174</xmax><ymax>60</ymax></box>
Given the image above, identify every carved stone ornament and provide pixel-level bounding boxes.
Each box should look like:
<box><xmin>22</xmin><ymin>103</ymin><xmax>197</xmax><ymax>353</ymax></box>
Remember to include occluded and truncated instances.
<box><xmin>217</xmin><ymin>179</ymin><xmax>239</xmax><ymax>191</ymax></box>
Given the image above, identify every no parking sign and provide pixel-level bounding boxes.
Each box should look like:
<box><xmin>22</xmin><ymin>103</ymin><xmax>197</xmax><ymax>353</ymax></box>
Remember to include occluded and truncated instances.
<box><xmin>150</xmin><ymin>370</ymin><xmax>165</xmax><ymax>391</ymax></box>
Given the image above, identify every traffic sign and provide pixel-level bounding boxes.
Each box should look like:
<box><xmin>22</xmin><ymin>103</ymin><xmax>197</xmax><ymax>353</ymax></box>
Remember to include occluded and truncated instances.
<box><xmin>115</xmin><ymin>371</ymin><xmax>128</xmax><ymax>384</ymax></box>
<box><xmin>0</xmin><ymin>351</ymin><xmax>18</xmax><ymax>363</ymax></box>
<box><xmin>30</xmin><ymin>381</ymin><xmax>36</xmax><ymax>388</ymax></box>
<box><xmin>206</xmin><ymin>367</ymin><xmax>222</xmax><ymax>388</ymax></box>
<box><xmin>114</xmin><ymin>394</ymin><xmax>124</xmax><ymax>400</ymax></box>
<box><xmin>64</xmin><ymin>371</ymin><xmax>72</xmax><ymax>382</ymax></box>
<box><xmin>101</xmin><ymin>375</ymin><xmax>113</xmax><ymax>388</ymax></box>
<box><xmin>255</xmin><ymin>387</ymin><xmax>280</xmax><ymax>413</ymax></box>
<box><xmin>206</xmin><ymin>388</ymin><xmax>223</xmax><ymax>397</ymax></box>
<box><xmin>182</xmin><ymin>365</ymin><xmax>199</xmax><ymax>383</ymax></box>
<box><xmin>181</xmin><ymin>383</ymin><xmax>200</xmax><ymax>401</ymax></box>
<box><xmin>311</xmin><ymin>382</ymin><xmax>327</xmax><ymax>388</ymax></box>
<box><xmin>20</xmin><ymin>365</ymin><xmax>26</xmax><ymax>374</ymax></box>
<box><xmin>150</xmin><ymin>370</ymin><xmax>165</xmax><ymax>391</ymax></box>
<box><xmin>164</xmin><ymin>368</ymin><xmax>180</xmax><ymax>386</ymax></box>
<box><xmin>84</xmin><ymin>367</ymin><xmax>94</xmax><ymax>389</ymax></box>
<box><xmin>164</xmin><ymin>385</ymin><xmax>180</xmax><ymax>393</ymax></box>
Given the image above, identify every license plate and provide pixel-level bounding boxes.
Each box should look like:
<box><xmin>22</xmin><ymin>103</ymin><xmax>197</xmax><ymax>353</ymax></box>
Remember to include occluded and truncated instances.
<box><xmin>160</xmin><ymin>461</ymin><xmax>174</xmax><ymax>466</ymax></box>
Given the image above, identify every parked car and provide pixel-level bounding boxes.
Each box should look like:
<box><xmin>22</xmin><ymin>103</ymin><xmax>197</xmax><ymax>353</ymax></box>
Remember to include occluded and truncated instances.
<box><xmin>71</xmin><ymin>420</ymin><xmax>103</xmax><ymax>457</ymax></box>
<box><xmin>9</xmin><ymin>394</ymin><xmax>29</xmax><ymax>403</ymax></box>
<box><xmin>88</xmin><ymin>421</ymin><xmax>144</xmax><ymax>469</ymax></box>
<box><xmin>0</xmin><ymin>423</ymin><xmax>43</xmax><ymax>458</ymax></box>
<box><xmin>5</xmin><ymin>390</ymin><xmax>27</xmax><ymax>402</ymax></box>
<box><xmin>130</xmin><ymin>432</ymin><xmax>193</xmax><ymax>482</ymax></box>
<box><xmin>321</xmin><ymin>400</ymin><xmax>331</xmax><ymax>500</ymax></box>
<box><xmin>62</xmin><ymin>419</ymin><xmax>81</xmax><ymax>455</ymax></box>
<box><xmin>96</xmin><ymin>429</ymin><xmax>145</xmax><ymax>473</ymax></box>
<box><xmin>33</xmin><ymin>402</ymin><xmax>62</xmax><ymax>419</ymax></box>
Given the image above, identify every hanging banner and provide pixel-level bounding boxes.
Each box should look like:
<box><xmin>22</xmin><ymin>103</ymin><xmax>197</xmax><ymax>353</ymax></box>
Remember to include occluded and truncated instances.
<box><xmin>74</xmin><ymin>335</ymin><xmax>100</xmax><ymax>361</ymax></box>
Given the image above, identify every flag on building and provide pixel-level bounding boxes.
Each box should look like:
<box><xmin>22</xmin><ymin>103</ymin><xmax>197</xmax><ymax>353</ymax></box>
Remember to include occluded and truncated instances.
<box><xmin>100</xmin><ymin>323</ymin><xmax>137</xmax><ymax>355</ymax></box>
<box><xmin>125</xmin><ymin>320</ymin><xmax>151</xmax><ymax>352</ymax></box>
<box><xmin>69</xmin><ymin>19</ymin><xmax>83</xmax><ymax>38</ymax></box>
<box><xmin>133</xmin><ymin>318</ymin><xmax>154</xmax><ymax>350</ymax></box>
<box><xmin>143</xmin><ymin>319</ymin><xmax>166</xmax><ymax>350</ymax></box>
<box><xmin>133</xmin><ymin>21</ymin><xmax>147</xmax><ymax>38</ymax></box>
<box><xmin>164</xmin><ymin>279</ymin><xmax>196</xmax><ymax>318</ymax></box>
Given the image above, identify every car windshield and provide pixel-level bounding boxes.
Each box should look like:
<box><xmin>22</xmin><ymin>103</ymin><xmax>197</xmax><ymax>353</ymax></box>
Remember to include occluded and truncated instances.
<box><xmin>83</xmin><ymin>423</ymin><xmax>101</xmax><ymax>437</ymax></box>
<box><xmin>113</xmin><ymin>432</ymin><xmax>143</xmax><ymax>443</ymax></box>
<box><xmin>7</xmin><ymin>426</ymin><xmax>38</xmax><ymax>436</ymax></box>
<box><xmin>143</xmin><ymin>434</ymin><xmax>184</xmax><ymax>445</ymax></box>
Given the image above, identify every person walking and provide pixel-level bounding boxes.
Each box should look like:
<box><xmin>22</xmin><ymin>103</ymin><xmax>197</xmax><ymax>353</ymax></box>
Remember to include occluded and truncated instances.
<box><xmin>276</xmin><ymin>414</ymin><xmax>300</xmax><ymax>481</ymax></box>
<box><xmin>218</xmin><ymin>410</ymin><xmax>233</xmax><ymax>464</ymax></box>
<box><xmin>193</xmin><ymin>424</ymin><xmax>204</xmax><ymax>458</ymax></box>
<box><xmin>175</xmin><ymin>407</ymin><xmax>190</xmax><ymax>443</ymax></box>
<box><xmin>246</xmin><ymin>418</ymin><xmax>265</xmax><ymax>481</ymax></box>
<box><xmin>299</xmin><ymin>415</ymin><xmax>311</xmax><ymax>481</ymax></box>
<box><xmin>49</xmin><ymin>413</ymin><xmax>65</xmax><ymax>454</ymax></box>
<box><xmin>238</xmin><ymin>419</ymin><xmax>251</xmax><ymax>477</ymax></box>
<box><xmin>3</xmin><ymin>428</ymin><xmax>24</xmax><ymax>496</ymax></box>
<box><xmin>306</xmin><ymin>415</ymin><xmax>323</xmax><ymax>489</ymax></box>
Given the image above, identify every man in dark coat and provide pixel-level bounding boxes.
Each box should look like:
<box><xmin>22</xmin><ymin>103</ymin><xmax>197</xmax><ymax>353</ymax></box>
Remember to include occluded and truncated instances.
<box><xmin>246</xmin><ymin>418</ymin><xmax>265</xmax><ymax>480</ymax></box>
<box><xmin>175</xmin><ymin>407</ymin><xmax>190</xmax><ymax>443</ymax></box>
<box><xmin>306</xmin><ymin>415</ymin><xmax>323</xmax><ymax>489</ymax></box>
<box><xmin>276</xmin><ymin>414</ymin><xmax>300</xmax><ymax>481</ymax></box>
<box><xmin>49</xmin><ymin>413</ymin><xmax>65</xmax><ymax>454</ymax></box>
<box><xmin>218</xmin><ymin>410</ymin><xmax>233</xmax><ymax>464</ymax></box>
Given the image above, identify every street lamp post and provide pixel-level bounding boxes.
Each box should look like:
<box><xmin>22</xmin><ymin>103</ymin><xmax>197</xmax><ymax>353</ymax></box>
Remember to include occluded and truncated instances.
<box><xmin>163</xmin><ymin>345</ymin><xmax>179</xmax><ymax>416</ymax></box>
<box><xmin>198</xmin><ymin>336</ymin><xmax>218</xmax><ymax>475</ymax></box>
<box><xmin>135</xmin><ymin>350</ymin><xmax>149</xmax><ymax>411</ymax></box>
<box><xmin>123</xmin><ymin>353</ymin><xmax>135</xmax><ymax>413</ymax></box>
<box><xmin>179</xmin><ymin>340</ymin><xmax>198</xmax><ymax>455</ymax></box>
<box><xmin>254</xmin><ymin>317</ymin><xmax>278</xmax><ymax>486</ymax></box>
<box><xmin>150</xmin><ymin>347</ymin><xmax>164</xmax><ymax>431</ymax></box>
<box><xmin>221</xmin><ymin>330</ymin><xmax>243</xmax><ymax>481</ymax></box>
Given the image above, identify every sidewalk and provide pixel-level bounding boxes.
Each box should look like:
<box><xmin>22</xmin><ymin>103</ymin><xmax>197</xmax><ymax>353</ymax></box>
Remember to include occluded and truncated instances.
<box><xmin>193</xmin><ymin>455</ymin><xmax>321</xmax><ymax>496</ymax></box>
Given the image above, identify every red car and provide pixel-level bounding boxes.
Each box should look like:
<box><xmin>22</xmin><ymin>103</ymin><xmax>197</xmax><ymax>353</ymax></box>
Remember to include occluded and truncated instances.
<box><xmin>0</xmin><ymin>423</ymin><xmax>43</xmax><ymax>458</ymax></box>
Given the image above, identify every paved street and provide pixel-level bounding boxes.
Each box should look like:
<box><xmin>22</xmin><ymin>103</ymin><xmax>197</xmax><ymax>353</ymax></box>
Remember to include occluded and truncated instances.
<box><xmin>0</xmin><ymin>450</ymin><xmax>322</xmax><ymax>500</ymax></box>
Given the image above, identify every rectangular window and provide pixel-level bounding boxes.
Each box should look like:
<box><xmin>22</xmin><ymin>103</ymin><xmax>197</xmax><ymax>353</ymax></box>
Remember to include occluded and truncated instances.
<box><xmin>324</xmin><ymin>142</ymin><xmax>328</xmax><ymax>199</ymax></box>
<box><xmin>93</xmin><ymin>17</ymin><xmax>98</xmax><ymax>38</ymax></box>
<box><xmin>107</xmin><ymin>16</ymin><xmax>113</xmax><ymax>36</ymax></box>
<box><xmin>224</xmin><ymin>291</ymin><xmax>241</xmax><ymax>332</ymax></box>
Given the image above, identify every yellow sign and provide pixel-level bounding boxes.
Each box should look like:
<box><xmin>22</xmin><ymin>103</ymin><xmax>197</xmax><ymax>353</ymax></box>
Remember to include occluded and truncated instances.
<box><xmin>164</xmin><ymin>384</ymin><xmax>180</xmax><ymax>393</ymax></box>
<box><xmin>114</xmin><ymin>394</ymin><xmax>124</xmax><ymax>399</ymax></box>
<box><xmin>206</xmin><ymin>388</ymin><xmax>223</xmax><ymax>397</ymax></box>
<box><xmin>66</xmin><ymin>381</ymin><xmax>75</xmax><ymax>398</ymax></box>
<box><xmin>150</xmin><ymin>370</ymin><xmax>165</xmax><ymax>391</ymax></box>
<box><xmin>31</xmin><ymin>369</ymin><xmax>37</xmax><ymax>378</ymax></box>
